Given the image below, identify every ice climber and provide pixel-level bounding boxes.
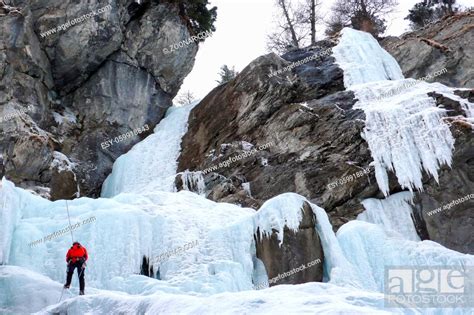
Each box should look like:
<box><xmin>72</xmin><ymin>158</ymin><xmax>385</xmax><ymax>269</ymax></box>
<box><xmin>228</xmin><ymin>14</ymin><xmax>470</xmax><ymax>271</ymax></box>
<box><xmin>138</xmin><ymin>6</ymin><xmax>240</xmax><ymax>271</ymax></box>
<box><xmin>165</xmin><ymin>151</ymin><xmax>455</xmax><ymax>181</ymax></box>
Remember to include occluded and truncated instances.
<box><xmin>63</xmin><ymin>241</ymin><xmax>88</xmax><ymax>295</ymax></box>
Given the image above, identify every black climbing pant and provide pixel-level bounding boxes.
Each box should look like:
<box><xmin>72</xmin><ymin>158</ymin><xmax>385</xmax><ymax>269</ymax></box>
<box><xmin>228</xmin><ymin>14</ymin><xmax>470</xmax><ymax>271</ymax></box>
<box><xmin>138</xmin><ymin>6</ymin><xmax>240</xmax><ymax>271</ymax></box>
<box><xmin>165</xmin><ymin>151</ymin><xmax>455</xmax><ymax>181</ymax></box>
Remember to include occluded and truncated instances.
<box><xmin>65</xmin><ymin>261</ymin><xmax>85</xmax><ymax>291</ymax></box>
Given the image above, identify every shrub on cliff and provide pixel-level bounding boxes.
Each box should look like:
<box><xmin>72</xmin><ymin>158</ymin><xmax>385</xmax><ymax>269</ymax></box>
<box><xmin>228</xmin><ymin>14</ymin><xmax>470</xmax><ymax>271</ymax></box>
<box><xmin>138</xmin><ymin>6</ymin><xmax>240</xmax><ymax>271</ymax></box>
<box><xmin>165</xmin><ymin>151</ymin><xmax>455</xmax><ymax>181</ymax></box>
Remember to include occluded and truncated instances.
<box><xmin>164</xmin><ymin>0</ymin><xmax>217</xmax><ymax>37</ymax></box>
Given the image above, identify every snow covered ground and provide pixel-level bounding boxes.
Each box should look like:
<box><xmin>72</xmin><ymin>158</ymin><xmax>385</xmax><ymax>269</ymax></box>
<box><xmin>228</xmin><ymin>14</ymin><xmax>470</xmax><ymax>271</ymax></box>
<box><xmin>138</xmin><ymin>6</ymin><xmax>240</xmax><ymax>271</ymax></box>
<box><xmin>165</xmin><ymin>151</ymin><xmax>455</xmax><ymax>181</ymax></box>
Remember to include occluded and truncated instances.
<box><xmin>1</xmin><ymin>28</ymin><xmax>474</xmax><ymax>314</ymax></box>
<box><xmin>2</xmin><ymin>178</ymin><xmax>471</xmax><ymax>314</ymax></box>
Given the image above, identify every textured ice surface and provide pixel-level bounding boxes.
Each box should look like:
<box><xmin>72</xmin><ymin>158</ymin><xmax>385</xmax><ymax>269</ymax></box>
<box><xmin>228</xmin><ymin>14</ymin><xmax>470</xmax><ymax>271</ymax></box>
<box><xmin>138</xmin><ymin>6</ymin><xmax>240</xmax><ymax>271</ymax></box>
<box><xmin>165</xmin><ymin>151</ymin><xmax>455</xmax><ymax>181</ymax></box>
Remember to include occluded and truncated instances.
<box><xmin>2</xmin><ymin>182</ymin><xmax>472</xmax><ymax>315</ymax></box>
<box><xmin>1</xmin><ymin>266</ymin><xmax>396</xmax><ymax>315</ymax></box>
<box><xmin>331</xmin><ymin>28</ymin><xmax>404</xmax><ymax>87</ymax></box>
<box><xmin>101</xmin><ymin>102</ymin><xmax>198</xmax><ymax>197</ymax></box>
<box><xmin>337</xmin><ymin>221</ymin><xmax>473</xmax><ymax>295</ymax></box>
<box><xmin>358</xmin><ymin>191</ymin><xmax>420</xmax><ymax>242</ymax></box>
<box><xmin>332</xmin><ymin>28</ymin><xmax>474</xmax><ymax>196</ymax></box>
<box><xmin>179</xmin><ymin>170</ymin><xmax>206</xmax><ymax>195</ymax></box>
<box><xmin>1</xmin><ymin>178</ymin><xmax>378</xmax><ymax>314</ymax></box>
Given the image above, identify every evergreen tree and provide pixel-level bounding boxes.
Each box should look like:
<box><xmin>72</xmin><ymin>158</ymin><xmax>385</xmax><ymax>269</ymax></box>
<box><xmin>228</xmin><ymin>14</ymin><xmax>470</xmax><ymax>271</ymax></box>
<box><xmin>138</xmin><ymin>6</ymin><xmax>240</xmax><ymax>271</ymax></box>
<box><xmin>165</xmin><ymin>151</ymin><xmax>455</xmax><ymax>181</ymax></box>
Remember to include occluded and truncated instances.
<box><xmin>216</xmin><ymin>65</ymin><xmax>238</xmax><ymax>85</ymax></box>
<box><xmin>405</xmin><ymin>0</ymin><xmax>460</xmax><ymax>30</ymax></box>
<box><xmin>405</xmin><ymin>1</ymin><xmax>435</xmax><ymax>30</ymax></box>
<box><xmin>165</xmin><ymin>0</ymin><xmax>217</xmax><ymax>37</ymax></box>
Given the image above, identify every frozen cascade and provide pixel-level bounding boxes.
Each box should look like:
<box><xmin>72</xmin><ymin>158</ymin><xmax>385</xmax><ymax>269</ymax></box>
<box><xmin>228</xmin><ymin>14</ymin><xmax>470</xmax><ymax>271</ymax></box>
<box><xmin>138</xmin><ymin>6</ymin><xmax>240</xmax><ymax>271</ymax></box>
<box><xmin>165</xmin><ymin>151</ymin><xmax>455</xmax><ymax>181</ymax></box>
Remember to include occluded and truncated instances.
<box><xmin>332</xmin><ymin>28</ymin><xmax>474</xmax><ymax>196</ymax></box>
<box><xmin>1</xmin><ymin>181</ymin><xmax>382</xmax><ymax>314</ymax></box>
<box><xmin>2</xmin><ymin>28</ymin><xmax>473</xmax><ymax>315</ymax></box>
<box><xmin>1</xmin><ymin>177</ymin><xmax>258</xmax><ymax>295</ymax></box>
<box><xmin>0</xmin><ymin>178</ymin><xmax>50</xmax><ymax>264</ymax></box>
<box><xmin>101</xmin><ymin>102</ymin><xmax>199</xmax><ymax>197</ymax></box>
<box><xmin>179</xmin><ymin>170</ymin><xmax>206</xmax><ymax>196</ymax></box>
<box><xmin>358</xmin><ymin>191</ymin><xmax>420</xmax><ymax>242</ymax></box>
<box><xmin>337</xmin><ymin>220</ymin><xmax>473</xmax><ymax>295</ymax></box>
<box><xmin>331</xmin><ymin>28</ymin><xmax>404</xmax><ymax>87</ymax></box>
<box><xmin>2</xmin><ymin>176</ymin><xmax>473</xmax><ymax>314</ymax></box>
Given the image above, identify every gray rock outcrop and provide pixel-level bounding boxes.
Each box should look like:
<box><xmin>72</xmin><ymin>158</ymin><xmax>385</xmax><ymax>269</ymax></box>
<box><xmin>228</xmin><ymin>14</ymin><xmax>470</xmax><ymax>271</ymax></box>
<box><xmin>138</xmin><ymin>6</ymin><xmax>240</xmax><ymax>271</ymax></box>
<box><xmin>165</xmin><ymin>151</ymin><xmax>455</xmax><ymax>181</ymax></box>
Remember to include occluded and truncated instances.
<box><xmin>382</xmin><ymin>12</ymin><xmax>474</xmax><ymax>88</ymax></box>
<box><xmin>1</xmin><ymin>0</ymin><xmax>202</xmax><ymax>197</ymax></box>
<box><xmin>177</xmin><ymin>29</ymin><xmax>474</xmax><ymax>255</ymax></box>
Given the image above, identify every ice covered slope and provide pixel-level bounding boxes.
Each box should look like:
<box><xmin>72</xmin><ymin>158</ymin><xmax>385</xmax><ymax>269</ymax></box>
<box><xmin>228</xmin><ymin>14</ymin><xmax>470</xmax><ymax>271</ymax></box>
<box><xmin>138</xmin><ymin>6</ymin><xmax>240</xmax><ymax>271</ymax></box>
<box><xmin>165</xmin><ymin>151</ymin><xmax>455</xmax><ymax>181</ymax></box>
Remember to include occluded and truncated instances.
<box><xmin>332</xmin><ymin>28</ymin><xmax>404</xmax><ymax>87</ymax></box>
<box><xmin>101</xmin><ymin>102</ymin><xmax>198</xmax><ymax>197</ymax></box>
<box><xmin>0</xmin><ymin>179</ymin><xmax>50</xmax><ymax>264</ymax></box>
<box><xmin>2</xmin><ymin>182</ymin><xmax>473</xmax><ymax>315</ymax></box>
<box><xmin>358</xmin><ymin>191</ymin><xmax>420</xmax><ymax>242</ymax></box>
<box><xmin>332</xmin><ymin>28</ymin><xmax>474</xmax><ymax>196</ymax></box>
<box><xmin>1</xmin><ymin>266</ymin><xmax>394</xmax><ymax>315</ymax></box>
<box><xmin>1</xmin><ymin>176</ymin><xmax>259</xmax><ymax>295</ymax></box>
<box><xmin>1</xmin><ymin>174</ymin><xmax>355</xmax><ymax>297</ymax></box>
<box><xmin>2</xmin><ymin>176</ymin><xmax>473</xmax><ymax>314</ymax></box>
<box><xmin>0</xmin><ymin>177</ymin><xmax>363</xmax><ymax>313</ymax></box>
<box><xmin>337</xmin><ymin>220</ymin><xmax>473</xmax><ymax>295</ymax></box>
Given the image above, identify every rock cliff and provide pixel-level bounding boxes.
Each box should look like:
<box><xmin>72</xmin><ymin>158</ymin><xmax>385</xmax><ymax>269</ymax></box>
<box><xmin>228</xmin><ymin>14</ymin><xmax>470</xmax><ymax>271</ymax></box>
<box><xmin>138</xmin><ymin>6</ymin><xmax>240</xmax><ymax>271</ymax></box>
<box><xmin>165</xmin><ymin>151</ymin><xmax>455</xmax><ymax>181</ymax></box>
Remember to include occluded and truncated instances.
<box><xmin>177</xmin><ymin>19</ymin><xmax>473</xmax><ymax>255</ymax></box>
<box><xmin>382</xmin><ymin>11</ymin><xmax>474</xmax><ymax>88</ymax></box>
<box><xmin>1</xmin><ymin>0</ymin><xmax>200</xmax><ymax>198</ymax></box>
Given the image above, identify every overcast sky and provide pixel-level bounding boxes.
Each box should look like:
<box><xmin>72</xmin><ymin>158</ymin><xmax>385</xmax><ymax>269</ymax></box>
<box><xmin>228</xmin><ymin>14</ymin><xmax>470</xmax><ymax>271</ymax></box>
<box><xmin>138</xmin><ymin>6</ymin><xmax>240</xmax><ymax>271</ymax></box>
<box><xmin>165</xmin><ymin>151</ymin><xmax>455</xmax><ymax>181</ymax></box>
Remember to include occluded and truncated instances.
<box><xmin>177</xmin><ymin>0</ymin><xmax>470</xmax><ymax>100</ymax></box>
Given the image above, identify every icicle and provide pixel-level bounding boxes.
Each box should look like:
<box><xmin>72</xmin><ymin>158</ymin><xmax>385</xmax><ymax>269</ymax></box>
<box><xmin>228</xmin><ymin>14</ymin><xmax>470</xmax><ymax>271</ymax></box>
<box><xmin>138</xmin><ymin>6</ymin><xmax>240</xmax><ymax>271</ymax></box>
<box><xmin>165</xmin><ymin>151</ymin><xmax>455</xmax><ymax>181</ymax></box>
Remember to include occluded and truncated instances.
<box><xmin>181</xmin><ymin>171</ymin><xmax>206</xmax><ymax>196</ymax></box>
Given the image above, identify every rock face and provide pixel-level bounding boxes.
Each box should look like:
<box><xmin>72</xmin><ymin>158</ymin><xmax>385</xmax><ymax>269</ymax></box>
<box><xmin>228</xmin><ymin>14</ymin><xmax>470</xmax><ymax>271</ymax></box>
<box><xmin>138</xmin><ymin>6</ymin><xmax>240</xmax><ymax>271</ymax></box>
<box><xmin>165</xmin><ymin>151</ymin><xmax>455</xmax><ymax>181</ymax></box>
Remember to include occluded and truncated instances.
<box><xmin>255</xmin><ymin>202</ymin><xmax>324</xmax><ymax>286</ymax></box>
<box><xmin>411</xmin><ymin>91</ymin><xmax>474</xmax><ymax>254</ymax></box>
<box><xmin>178</xmin><ymin>43</ymin><xmax>382</xmax><ymax>231</ymax></box>
<box><xmin>177</xmin><ymin>35</ymin><xmax>474</xmax><ymax>256</ymax></box>
<box><xmin>382</xmin><ymin>12</ymin><xmax>474</xmax><ymax>88</ymax></box>
<box><xmin>1</xmin><ymin>0</ymin><xmax>200</xmax><ymax>197</ymax></box>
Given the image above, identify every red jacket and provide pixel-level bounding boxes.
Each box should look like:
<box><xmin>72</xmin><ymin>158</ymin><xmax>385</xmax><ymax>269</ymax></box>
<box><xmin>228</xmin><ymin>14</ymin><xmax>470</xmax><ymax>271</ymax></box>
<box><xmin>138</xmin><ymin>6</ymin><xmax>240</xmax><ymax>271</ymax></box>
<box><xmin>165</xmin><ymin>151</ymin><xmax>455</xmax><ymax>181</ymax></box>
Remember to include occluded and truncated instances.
<box><xmin>66</xmin><ymin>243</ymin><xmax>88</xmax><ymax>263</ymax></box>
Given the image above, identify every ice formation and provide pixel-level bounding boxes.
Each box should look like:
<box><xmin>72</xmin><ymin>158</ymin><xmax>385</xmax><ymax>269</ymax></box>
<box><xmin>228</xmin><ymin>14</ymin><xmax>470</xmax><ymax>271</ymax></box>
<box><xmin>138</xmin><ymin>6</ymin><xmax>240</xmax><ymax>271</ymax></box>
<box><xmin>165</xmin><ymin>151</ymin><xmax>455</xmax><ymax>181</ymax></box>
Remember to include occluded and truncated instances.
<box><xmin>101</xmin><ymin>102</ymin><xmax>198</xmax><ymax>197</ymax></box>
<box><xmin>2</xmin><ymin>28</ymin><xmax>474</xmax><ymax>314</ymax></box>
<box><xmin>179</xmin><ymin>170</ymin><xmax>206</xmax><ymax>195</ymax></box>
<box><xmin>331</xmin><ymin>28</ymin><xmax>404</xmax><ymax>87</ymax></box>
<box><xmin>333</xmin><ymin>28</ymin><xmax>474</xmax><ymax>196</ymax></box>
<box><xmin>337</xmin><ymin>220</ymin><xmax>472</xmax><ymax>295</ymax></box>
<box><xmin>358</xmin><ymin>191</ymin><xmax>420</xmax><ymax>242</ymax></box>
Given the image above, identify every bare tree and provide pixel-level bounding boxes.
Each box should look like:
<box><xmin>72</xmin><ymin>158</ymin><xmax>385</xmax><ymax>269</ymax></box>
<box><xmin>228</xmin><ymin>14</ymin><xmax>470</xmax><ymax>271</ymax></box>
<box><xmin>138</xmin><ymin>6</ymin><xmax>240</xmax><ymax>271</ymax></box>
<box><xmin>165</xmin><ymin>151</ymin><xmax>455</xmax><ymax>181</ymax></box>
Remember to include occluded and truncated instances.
<box><xmin>297</xmin><ymin>0</ymin><xmax>323</xmax><ymax>46</ymax></box>
<box><xmin>266</xmin><ymin>0</ymin><xmax>309</xmax><ymax>53</ymax></box>
<box><xmin>310</xmin><ymin>0</ymin><xmax>317</xmax><ymax>45</ymax></box>
<box><xmin>175</xmin><ymin>90</ymin><xmax>196</xmax><ymax>106</ymax></box>
<box><xmin>326</xmin><ymin>0</ymin><xmax>398</xmax><ymax>37</ymax></box>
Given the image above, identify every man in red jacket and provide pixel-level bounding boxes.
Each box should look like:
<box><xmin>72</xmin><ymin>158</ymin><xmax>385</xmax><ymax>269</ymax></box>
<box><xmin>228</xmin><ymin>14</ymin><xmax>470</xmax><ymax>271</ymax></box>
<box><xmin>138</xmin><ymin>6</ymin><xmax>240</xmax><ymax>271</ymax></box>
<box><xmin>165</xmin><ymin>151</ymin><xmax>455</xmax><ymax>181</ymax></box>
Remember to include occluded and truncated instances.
<box><xmin>64</xmin><ymin>241</ymin><xmax>88</xmax><ymax>295</ymax></box>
